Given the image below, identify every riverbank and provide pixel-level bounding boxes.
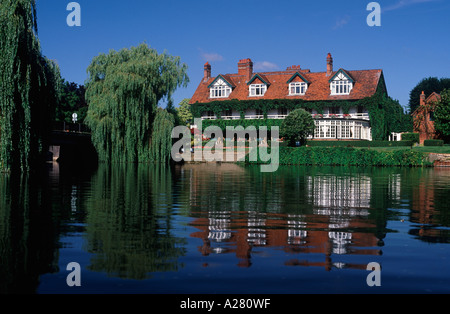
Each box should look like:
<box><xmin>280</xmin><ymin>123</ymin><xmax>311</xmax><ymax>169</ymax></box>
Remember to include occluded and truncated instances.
<box><xmin>243</xmin><ymin>146</ymin><xmax>436</xmax><ymax>167</ymax></box>
<box><xmin>178</xmin><ymin>145</ymin><xmax>450</xmax><ymax>167</ymax></box>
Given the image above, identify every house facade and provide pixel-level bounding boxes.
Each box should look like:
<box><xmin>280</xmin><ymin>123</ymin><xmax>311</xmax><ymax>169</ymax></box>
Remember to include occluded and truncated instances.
<box><xmin>189</xmin><ymin>54</ymin><xmax>388</xmax><ymax>141</ymax></box>
<box><xmin>412</xmin><ymin>91</ymin><xmax>441</xmax><ymax>144</ymax></box>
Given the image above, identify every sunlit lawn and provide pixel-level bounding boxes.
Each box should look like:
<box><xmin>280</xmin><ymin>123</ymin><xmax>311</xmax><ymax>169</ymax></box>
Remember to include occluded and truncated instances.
<box><xmin>360</xmin><ymin>146</ymin><xmax>450</xmax><ymax>154</ymax></box>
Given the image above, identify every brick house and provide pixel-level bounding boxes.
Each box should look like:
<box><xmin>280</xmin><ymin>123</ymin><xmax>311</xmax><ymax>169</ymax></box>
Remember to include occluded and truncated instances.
<box><xmin>189</xmin><ymin>53</ymin><xmax>390</xmax><ymax>141</ymax></box>
<box><xmin>412</xmin><ymin>91</ymin><xmax>441</xmax><ymax>144</ymax></box>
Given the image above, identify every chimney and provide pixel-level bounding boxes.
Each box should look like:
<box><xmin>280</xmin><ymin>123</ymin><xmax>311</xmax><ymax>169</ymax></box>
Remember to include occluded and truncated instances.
<box><xmin>326</xmin><ymin>53</ymin><xmax>333</xmax><ymax>76</ymax></box>
<box><xmin>420</xmin><ymin>91</ymin><xmax>426</xmax><ymax>106</ymax></box>
<box><xmin>238</xmin><ymin>58</ymin><xmax>253</xmax><ymax>81</ymax></box>
<box><xmin>204</xmin><ymin>62</ymin><xmax>211</xmax><ymax>82</ymax></box>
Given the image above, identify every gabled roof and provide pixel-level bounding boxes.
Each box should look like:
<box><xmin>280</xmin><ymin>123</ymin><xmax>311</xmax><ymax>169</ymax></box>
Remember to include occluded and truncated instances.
<box><xmin>247</xmin><ymin>73</ymin><xmax>271</xmax><ymax>86</ymax></box>
<box><xmin>286</xmin><ymin>72</ymin><xmax>310</xmax><ymax>84</ymax></box>
<box><xmin>207</xmin><ymin>74</ymin><xmax>235</xmax><ymax>89</ymax></box>
<box><xmin>190</xmin><ymin>61</ymin><xmax>383</xmax><ymax>104</ymax></box>
<box><xmin>328</xmin><ymin>68</ymin><xmax>354</xmax><ymax>83</ymax></box>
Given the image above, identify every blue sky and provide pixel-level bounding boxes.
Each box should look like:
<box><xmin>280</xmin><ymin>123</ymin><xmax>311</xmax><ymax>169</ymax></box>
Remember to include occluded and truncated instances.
<box><xmin>36</xmin><ymin>0</ymin><xmax>450</xmax><ymax>111</ymax></box>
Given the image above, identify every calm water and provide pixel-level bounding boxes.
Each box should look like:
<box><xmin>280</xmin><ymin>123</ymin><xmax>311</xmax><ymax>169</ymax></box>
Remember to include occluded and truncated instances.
<box><xmin>1</xmin><ymin>162</ymin><xmax>449</xmax><ymax>294</ymax></box>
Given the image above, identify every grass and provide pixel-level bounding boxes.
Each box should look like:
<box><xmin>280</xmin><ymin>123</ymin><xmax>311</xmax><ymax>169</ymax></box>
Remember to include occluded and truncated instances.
<box><xmin>355</xmin><ymin>145</ymin><xmax>450</xmax><ymax>154</ymax></box>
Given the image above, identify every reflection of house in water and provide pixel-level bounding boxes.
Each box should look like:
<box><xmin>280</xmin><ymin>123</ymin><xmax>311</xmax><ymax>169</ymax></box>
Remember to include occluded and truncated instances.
<box><xmin>187</xmin><ymin>168</ymin><xmax>381</xmax><ymax>270</ymax></box>
<box><xmin>410</xmin><ymin>169</ymin><xmax>450</xmax><ymax>243</ymax></box>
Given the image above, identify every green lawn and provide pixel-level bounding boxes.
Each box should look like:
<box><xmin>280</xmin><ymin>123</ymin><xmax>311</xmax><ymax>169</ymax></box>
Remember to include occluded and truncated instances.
<box><xmin>359</xmin><ymin>146</ymin><xmax>450</xmax><ymax>154</ymax></box>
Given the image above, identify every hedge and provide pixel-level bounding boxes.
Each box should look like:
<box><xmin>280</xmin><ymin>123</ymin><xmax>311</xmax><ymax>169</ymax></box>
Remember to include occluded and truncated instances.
<box><xmin>244</xmin><ymin>146</ymin><xmax>431</xmax><ymax>167</ymax></box>
<box><xmin>401</xmin><ymin>133</ymin><xmax>420</xmax><ymax>143</ymax></box>
<box><xmin>424</xmin><ymin>139</ymin><xmax>444</xmax><ymax>146</ymax></box>
<box><xmin>305</xmin><ymin>140</ymin><xmax>413</xmax><ymax>147</ymax></box>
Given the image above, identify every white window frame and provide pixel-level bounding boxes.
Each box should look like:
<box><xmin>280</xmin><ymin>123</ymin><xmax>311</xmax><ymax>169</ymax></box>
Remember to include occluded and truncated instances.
<box><xmin>330</xmin><ymin>72</ymin><xmax>353</xmax><ymax>95</ymax></box>
<box><xmin>289</xmin><ymin>82</ymin><xmax>307</xmax><ymax>95</ymax></box>
<box><xmin>249</xmin><ymin>84</ymin><xmax>267</xmax><ymax>97</ymax></box>
<box><xmin>210</xmin><ymin>79</ymin><xmax>232</xmax><ymax>98</ymax></box>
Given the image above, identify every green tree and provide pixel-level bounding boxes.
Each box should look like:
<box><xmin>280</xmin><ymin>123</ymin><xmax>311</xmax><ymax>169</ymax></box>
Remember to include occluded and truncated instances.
<box><xmin>176</xmin><ymin>98</ymin><xmax>193</xmax><ymax>126</ymax></box>
<box><xmin>280</xmin><ymin>109</ymin><xmax>315</xmax><ymax>146</ymax></box>
<box><xmin>434</xmin><ymin>89</ymin><xmax>450</xmax><ymax>142</ymax></box>
<box><xmin>409</xmin><ymin>77</ymin><xmax>450</xmax><ymax>113</ymax></box>
<box><xmin>84</xmin><ymin>43</ymin><xmax>189</xmax><ymax>163</ymax></box>
<box><xmin>56</xmin><ymin>80</ymin><xmax>87</xmax><ymax>123</ymax></box>
<box><xmin>0</xmin><ymin>0</ymin><xmax>61</xmax><ymax>172</ymax></box>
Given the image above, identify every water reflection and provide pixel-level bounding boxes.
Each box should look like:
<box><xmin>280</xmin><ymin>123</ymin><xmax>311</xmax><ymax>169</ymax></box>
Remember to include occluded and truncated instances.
<box><xmin>409</xmin><ymin>168</ymin><xmax>450</xmax><ymax>243</ymax></box>
<box><xmin>182</xmin><ymin>164</ymin><xmax>450</xmax><ymax>272</ymax></box>
<box><xmin>83</xmin><ymin>164</ymin><xmax>187</xmax><ymax>279</ymax></box>
<box><xmin>0</xmin><ymin>171</ymin><xmax>60</xmax><ymax>294</ymax></box>
<box><xmin>1</xmin><ymin>162</ymin><xmax>450</xmax><ymax>293</ymax></box>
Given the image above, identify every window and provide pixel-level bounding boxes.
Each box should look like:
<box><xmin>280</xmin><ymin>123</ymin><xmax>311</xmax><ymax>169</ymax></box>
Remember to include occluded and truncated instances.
<box><xmin>331</xmin><ymin>80</ymin><xmax>352</xmax><ymax>95</ymax></box>
<box><xmin>289</xmin><ymin>82</ymin><xmax>307</xmax><ymax>95</ymax></box>
<box><xmin>329</xmin><ymin>107</ymin><xmax>340</xmax><ymax>114</ymax></box>
<box><xmin>210</xmin><ymin>79</ymin><xmax>232</xmax><ymax>98</ymax></box>
<box><xmin>330</xmin><ymin>72</ymin><xmax>353</xmax><ymax>95</ymax></box>
<box><xmin>249</xmin><ymin>84</ymin><xmax>267</xmax><ymax>97</ymax></box>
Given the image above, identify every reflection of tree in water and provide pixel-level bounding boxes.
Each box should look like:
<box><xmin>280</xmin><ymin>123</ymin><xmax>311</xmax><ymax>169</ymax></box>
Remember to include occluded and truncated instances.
<box><xmin>84</xmin><ymin>164</ymin><xmax>186</xmax><ymax>280</ymax></box>
<box><xmin>0</xmin><ymin>173</ymin><xmax>59</xmax><ymax>294</ymax></box>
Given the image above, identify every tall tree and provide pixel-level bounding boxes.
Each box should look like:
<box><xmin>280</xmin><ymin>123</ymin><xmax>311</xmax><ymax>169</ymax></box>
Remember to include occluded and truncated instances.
<box><xmin>434</xmin><ymin>89</ymin><xmax>450</xmax><ymax>142</ymax></box>
<box><xmin>176</xmin><ymin>98</ymin><xmax>193</xmax><ymax>126</ymax></box>
<box><xmin>84</xmin><ymin>43</ymin><xmax>189</xmax><ymax>163</ymax></box>
<box><xmin>0</xmin><ymin>0</ymin><xmax>61</xmax><ymax>172</ymax></box>
<box><xmin>56</xmin><ymin>80</ymin><xmax>87</xmax><ymax>123</ymax></box>
<box><xmin>409</xmin><ymin>77</ymin><xmax>450</xmax><ymax>113</ymax></box>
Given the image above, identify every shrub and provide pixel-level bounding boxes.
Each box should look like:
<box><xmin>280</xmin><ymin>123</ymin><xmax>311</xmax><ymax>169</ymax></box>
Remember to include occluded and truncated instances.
<box><xmin>280</xmin><ymin>109</ymin><xmax>315</xmax><ymax>147</ymax></box>
<box><xmin>306</xmin><ymin>140</ymin><xmax>413</xmax><ymax>147</ymax></box>
<box><xmin>401</xmin><ymin>133</ymin><xmax>419</xmax><ymax>143</ymax></box>
<box><xmin>245</xmin><ymin>146</ymin><xmax>431</xmax><ymax>167</ymax></box>
<box><xmin>424</xmin><ymin>139</ymin><xmax>444</xmax><ymax>146</ymax></box>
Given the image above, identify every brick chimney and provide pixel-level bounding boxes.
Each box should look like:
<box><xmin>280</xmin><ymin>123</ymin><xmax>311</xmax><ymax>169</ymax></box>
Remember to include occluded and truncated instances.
<box><xmin>238</xmin><ymin>58</ymin><xmax>253</xmax><ymax>81</ymax></box>
<box><xmin>420</xmin><ymin>91</ymin><xmax>426</xmax><ymax>106</ymax></box>
<box><xmin>204</xmin><ymin>62</ymin><xmax>211</xmax><ymax>82</ymax></box>
<box><xmin>326</xmin><ymin>53</ymin><xmax>333</xmax><ymax>76</ymax></box>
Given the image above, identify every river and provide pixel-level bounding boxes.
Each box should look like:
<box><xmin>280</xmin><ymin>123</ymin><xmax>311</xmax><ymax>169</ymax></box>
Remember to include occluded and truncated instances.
<box><xmin>1</xmin><ymin>162</ymin><xmax>449</xmax><ymax>294</ymax></box>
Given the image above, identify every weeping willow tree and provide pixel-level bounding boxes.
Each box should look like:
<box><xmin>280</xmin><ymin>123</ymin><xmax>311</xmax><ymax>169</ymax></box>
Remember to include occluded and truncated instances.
<box><xmin>0</xmin><ymin>0</ymin><xmax>61</xmax><ymax>173</ymax></box>
<box><xmin>85</xmin><ymin>44</ymin><xmax>189</xmax><ymax>164</ymax></box>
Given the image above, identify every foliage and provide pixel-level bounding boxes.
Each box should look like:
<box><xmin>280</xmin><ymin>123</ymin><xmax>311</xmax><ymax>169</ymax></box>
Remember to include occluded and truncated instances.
<box><xmin>401</xmin><ymin>133</ymin><xmax>419</xmax><ymax>143</ymax></box>
<box><xmin>245</xmin><ymin>146</ymin><xmax>431</xmax><ymax>167</ymax></box>
<box><xmin>84</xmin><ymin>43</ymin><xmax>189</xmax><ymax>163</ymax></box>
<box><xmin>424</xmin><ymin>139</ymin><xmax>444</xmax><ymax>147</ymax></box>
<box><xmin>0</xmin><ymin>0</ymin><xmax>61</xmax><ymax>172</ymax></box>
<box><xmin>434</xmin><ymin>89</ymin><xmax>450</xmax><ymax>141</ymax></box>
<box><xmin>306</xmin><ymin>140</ymin><xmax>413</xmax><ymax>147</ymax></box>
<box><xmin>202</xmin><ymin>118</ymin><xmax>284</xmax><ymax>132</ymax></box>
<box><xmin>150</xmin><ymin>109</ymin><xmax>175</xmax><ymax>163</ymax></box>
<box><xmin>409</xmin><ymin>77</ymin><xmax>450</xmax><ymax>113</ymax></box>
<box><xmin>55</xmin><ymin>80</ymin><xmax>87</xmax><ymax>123</ymax></box>
<box><xmin>176</xmin><ymin>98</ymin><xmax>193</xmax><ymax>126</ymax></box>
<box><xmin>280</xmin><ymin>109</ymin><xmax>315</xmax><ymax>146</ymax></box>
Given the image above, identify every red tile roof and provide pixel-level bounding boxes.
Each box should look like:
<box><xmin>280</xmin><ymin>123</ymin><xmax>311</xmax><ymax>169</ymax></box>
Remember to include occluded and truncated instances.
<box><xmin>189</xmin><ymin>57</ymin><xmax>383</xmax><ymax>104</ymax></box>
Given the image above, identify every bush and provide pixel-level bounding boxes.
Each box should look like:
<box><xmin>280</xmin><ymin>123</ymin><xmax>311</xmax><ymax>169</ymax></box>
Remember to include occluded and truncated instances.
<box><xmin>424</xmin><ymin>139</ymin><xmax>444</xmax><ymax>146</ymax></box>
<box><xmin>245</xmin><ymin>146</ymin><xmax>431</xmax><ymax>167</ymax></box>
<box><xmin>306</xmin><ymin>140</ymin><xmax>413</xmax><ymax>147</ymax></box>
<box><xmin>401</xmin><ymin>133</ymin><xmax>419</xmax><ymax>143</ymax></box>
<box><xmin>280</xmin><ymin>109</ymin><xmax>315</xmax><ymax>146</ymax></box>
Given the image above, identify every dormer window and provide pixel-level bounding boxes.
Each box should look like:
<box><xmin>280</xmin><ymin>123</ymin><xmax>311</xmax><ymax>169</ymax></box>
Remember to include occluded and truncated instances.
<box><xmin>330</xmin><ymin>70</ymin><xmax>353</xmax><ymax>95</ymax></box>
<box><xmin>210</xmin><ymin>78</ymin><xmax>232</xmax><ymax>98</ymax></box>
<box><xmin>249</xmin><ymin>84</ymin><xmax>267</xmax><ymax>97</ymax></box>
<box><xmin>289</xmin><ymin>82</ymin><xmax>307</xmax><ymax>95</ymax></box>
<box><xmin>286</xmin><ymin>72</ymin><xmax>310</xmax><ymax>96</ymax></box>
